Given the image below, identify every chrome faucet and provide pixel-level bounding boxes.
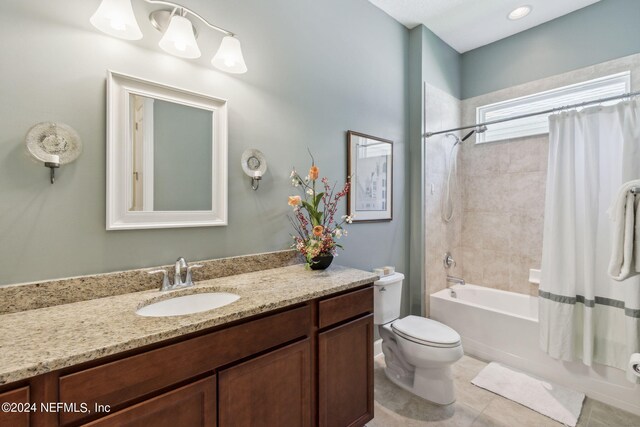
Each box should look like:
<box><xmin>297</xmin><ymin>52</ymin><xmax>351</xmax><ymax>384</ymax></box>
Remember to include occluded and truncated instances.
<box><xmin>148</xmin><ymin>258</ymin><xmax>203</xmax><ymax>291</ymax></box>
<box><xmin>446</xmin><ymin>275</ymin><xmax>465</xmax><ymax>298</ymax></box>
<box><xmin>174</xmin><ymin>257</ymin><xmax>188</xmax><ymax>287</ymax></box>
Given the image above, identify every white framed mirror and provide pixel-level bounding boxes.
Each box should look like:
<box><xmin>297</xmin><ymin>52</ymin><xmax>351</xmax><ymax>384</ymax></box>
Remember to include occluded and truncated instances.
<box><xmin>106</xmin><ymin>71</ymin><xmax>228</xmax><ymax>230</ymax></box>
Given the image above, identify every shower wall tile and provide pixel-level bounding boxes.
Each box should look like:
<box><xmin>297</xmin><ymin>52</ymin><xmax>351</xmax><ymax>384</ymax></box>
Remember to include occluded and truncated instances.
<box><xmin>482</xmin><ymin>250</ymin><xmax>511</xmax><ymax>290</ymax></box>
<box><xmin>424</xmin><ymin>83</ymin><xmax>462</xmax><ymax>316</ymax></box>
<box><xmin>463</xmin><ymin>174</ymin><xmax>512</xmax><ymax>213</ymax></box>
<box><xmin>460</xmin><ymin>142</ymin><xmax>509</xmax><ymax>176</ymax></box>
<box><xmin>505</xmin><ymin>136</ymin><xmax>548</xmax><ymax>174</ymax></box>
<box><xmin>508</xmin><ymin>171</ymin><xmax>546</xmax><ymax>214</ymax></box>
<box><xmin>509</xmin><ymin>214</ymin><xmax>544</xmax><ymax>258</ymax></box>
<box><xmin>509</xmin><ymin>254</ymin><xmax>540</xmax><ymax>296</ymax></box>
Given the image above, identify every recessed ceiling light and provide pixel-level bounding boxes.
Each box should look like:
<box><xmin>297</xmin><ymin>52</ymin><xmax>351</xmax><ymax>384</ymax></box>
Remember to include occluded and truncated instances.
<box><xmin>508</xmin><ymin>5</ymin><xmax>532</xmax><ymax>20</ymax></box>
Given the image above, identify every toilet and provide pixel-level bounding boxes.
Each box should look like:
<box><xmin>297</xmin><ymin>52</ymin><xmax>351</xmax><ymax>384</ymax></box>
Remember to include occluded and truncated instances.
<box><xmin>374</xmin><ymin>272</ymin><xmax>463</xmax><ymax>405</ymax></box>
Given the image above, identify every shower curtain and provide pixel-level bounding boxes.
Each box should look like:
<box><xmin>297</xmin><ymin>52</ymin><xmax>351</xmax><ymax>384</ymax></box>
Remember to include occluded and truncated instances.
<box><xmin>539</xmin><ymin>99</ymin><xmax>640</xmax><ymax>382</ymax></box>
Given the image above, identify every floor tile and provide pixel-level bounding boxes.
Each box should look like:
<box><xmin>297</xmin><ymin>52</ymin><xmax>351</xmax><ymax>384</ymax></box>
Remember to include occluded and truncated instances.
<box><xmin>587</xmin><ymin>399</ymin><xmax>640</xmax><ymax>427</ymax></box>
<box><xmin>479</xmin><ymin>397</ymin><xmax>562</xmax><ymax>427</ymax></box>
<box><xmin>371</xmin><ymin>353</ymin><xmax>640</xmax><ymax>427</ymax></box>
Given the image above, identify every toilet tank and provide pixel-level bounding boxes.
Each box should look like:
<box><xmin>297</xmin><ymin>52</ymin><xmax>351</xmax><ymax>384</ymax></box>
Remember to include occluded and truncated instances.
<box><xmin>373</xmin><ymin>272</ymin><xmax>404</xmax><ymax>325</ymax></box>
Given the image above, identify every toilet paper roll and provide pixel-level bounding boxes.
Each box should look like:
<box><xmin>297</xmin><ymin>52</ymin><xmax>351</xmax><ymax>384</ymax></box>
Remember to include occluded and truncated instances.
<box><xmin>629</xmin><ymin>353</ymin><xmax>640</xmax><ymax>378</ymax></box>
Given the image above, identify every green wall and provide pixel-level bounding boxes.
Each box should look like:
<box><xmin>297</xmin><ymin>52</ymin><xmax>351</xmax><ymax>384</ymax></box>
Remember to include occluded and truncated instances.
<box><xmin>0</xmin><ymin>0</ymin><xmax>409</xmax><ymax>286</ymax></box>
<box><xmin>461</xmin><ymin>0</ymin><xmax>640</xmax><ymax>99</ymax></box>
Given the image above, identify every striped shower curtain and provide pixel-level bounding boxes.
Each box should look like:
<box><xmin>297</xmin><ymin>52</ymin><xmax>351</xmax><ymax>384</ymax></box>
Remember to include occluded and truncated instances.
<box><xmin>539</xmin><ymin>99</ymin><xmax>640</xmax><ymax>382</ymax></box>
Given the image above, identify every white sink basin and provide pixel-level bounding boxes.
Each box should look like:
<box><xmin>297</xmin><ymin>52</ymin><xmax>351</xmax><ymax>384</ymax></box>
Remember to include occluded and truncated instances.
<box><xmin>136</xmin><ymin>292</ymin><xmax>240</xmax><ymax>317</ymax></box>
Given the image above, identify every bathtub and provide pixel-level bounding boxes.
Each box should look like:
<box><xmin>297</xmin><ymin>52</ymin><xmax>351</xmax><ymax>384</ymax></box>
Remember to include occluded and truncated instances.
<box><xmin>431</xmin><ymin>284</ymin><xmax>640</xmax><ymax>416</ymax></box>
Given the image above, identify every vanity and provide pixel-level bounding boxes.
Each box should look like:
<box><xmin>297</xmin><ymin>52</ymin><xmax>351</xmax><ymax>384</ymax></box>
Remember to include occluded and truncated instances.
<box><xmin>0</xmin><ymin>258</ymin><xmax>376</xmax><ymax>427</ymax></box>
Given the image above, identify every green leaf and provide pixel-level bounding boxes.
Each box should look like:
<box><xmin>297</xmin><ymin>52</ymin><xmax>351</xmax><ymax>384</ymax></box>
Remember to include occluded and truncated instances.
<box><xmin>301</xmin><ymin>201</ymin><xmax>316</xmax><ymax>215</ymax></box>
<box><xmin>314</xmin><ymin>192</ymin><xmax>324</xmax><ymax>208</ymax></box>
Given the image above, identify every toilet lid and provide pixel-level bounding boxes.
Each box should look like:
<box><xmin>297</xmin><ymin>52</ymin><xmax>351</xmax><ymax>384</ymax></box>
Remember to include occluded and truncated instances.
<box><xmin>391</xmin><ymin>316</ymin><xmax>461</xmax><ymax>348</ymax></box>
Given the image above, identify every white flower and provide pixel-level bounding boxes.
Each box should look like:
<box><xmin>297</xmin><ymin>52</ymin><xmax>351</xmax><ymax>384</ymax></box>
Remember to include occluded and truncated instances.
<box><xmin>304</xmin><ymin>175</ymin><xmax>310</xmax><ymax>182</ymax></box>
<box><xmin>290</xmin><ymin>169</ymin><xmax>296</xmax><ymax>178</ymax></box>
<box><xmin>334</xmin><ymin>229</ymin><xmax>343</xmax><ymax>238</ymax></box>
<box><xmin>342</xmin><ymin>214</ymin><xmax>354</xmax><ymax>224</ymax></box>
<box><xmin>292</xmin><ymin>178</ymin><xmax>300</xmax><ymax>187</ymax></box>
<box><xmin>306</xmin><ymin>188</ymin><xmax>314</xmax><ymax>196</ymax></box>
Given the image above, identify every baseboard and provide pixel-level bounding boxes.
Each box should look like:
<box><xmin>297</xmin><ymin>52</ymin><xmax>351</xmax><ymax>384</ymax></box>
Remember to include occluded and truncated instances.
<box><xmin>374</xmin><ymin>339</ymin><xmax>383</xmax><ymax>358</ymax></box>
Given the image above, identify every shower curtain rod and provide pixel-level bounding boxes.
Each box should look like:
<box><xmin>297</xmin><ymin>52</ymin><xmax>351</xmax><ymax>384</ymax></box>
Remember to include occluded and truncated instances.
<box><xmin>424</xmin><ymin>90</ymin><xmax>640</xmax><ymax>138</ymax></box>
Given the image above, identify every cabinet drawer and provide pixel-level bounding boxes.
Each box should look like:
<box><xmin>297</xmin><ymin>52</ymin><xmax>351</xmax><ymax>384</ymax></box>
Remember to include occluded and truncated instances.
<box><xmin>82</xmin><ymin>376</ymin><xmax>215</xmax><ymax>427</ymax></box>
<box><xmin>318</xmin><ymin>286</ymin><xmax>373</xmax><ymax>329</ymax></box>
<box><xmin>60</xmin><ymin>305</ymin><xmax>310</xmax><ymax>425</ymax></box>
<box><xmin>0</xmin><ymin>386</ymin><xmax>29</xmax><ymax>427</ymax></box>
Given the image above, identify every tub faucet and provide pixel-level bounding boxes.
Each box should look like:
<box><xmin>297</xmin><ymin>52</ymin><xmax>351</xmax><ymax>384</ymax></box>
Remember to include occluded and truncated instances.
<box><xmin>446</xmin><ymin>275</ymin><xmax>465</xmax><ymax>298</ymax></box>
<box><xmin>147</xmin><ymin>257</ymin><xmax>203</xmax><ymax>291</ymax></box>
<box><xmin>446</xmin><ymin>276</ymin><xmax>465</xmax><ymax>286</ymax></box>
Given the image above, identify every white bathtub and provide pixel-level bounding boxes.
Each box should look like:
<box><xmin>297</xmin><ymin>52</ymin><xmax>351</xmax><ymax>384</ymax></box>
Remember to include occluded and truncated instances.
<box><xmin>431</xmin><ymin>284</ymin><xmax>640</xmax><ymax>416</ymax></box>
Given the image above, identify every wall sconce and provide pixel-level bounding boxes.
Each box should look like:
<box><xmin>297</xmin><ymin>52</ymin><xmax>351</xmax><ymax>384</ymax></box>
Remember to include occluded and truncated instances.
<box><xmin>241</xmin><ymin>149</ymin><xmax>267</xmax><ymax>191</ymax></box>
<box><xmin>25</xmin><ymin>122</ymin><xmax>82</xmax><ymax>184</ymax></box>
<box><xmin>90</xmin><ymin>0</ymin><xmax>248</xmax><ymax>74</ymax></box>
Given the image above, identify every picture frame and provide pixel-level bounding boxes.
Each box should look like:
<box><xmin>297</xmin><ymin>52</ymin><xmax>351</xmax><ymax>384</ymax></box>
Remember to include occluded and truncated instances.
<box><xmin>347</xmin><ymin>131</ymin><xmax>393</xmax><ymax>222</ymax></box>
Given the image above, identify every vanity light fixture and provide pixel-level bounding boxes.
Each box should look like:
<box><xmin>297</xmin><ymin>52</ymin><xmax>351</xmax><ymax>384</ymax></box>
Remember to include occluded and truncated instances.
<box><xmin>508</xmin><ymin>5</ymin><xmax>532</xmax><ymax>20</ymax></box>
<box><xmin>90</xmin><ymin>0</ymin><xmax>248</xmax><ymax>73</ymax></box>
<box><xmin>158</xmin><ymin>12</ymin><xmax>201</xmax><ymax>58</ymax></box>
<box><xmin>25</xmin><ymin>122</ymin><xmax>83</xmax><ymax>184</ymax></box>
<box><xmin>90</xmin><ymin>0</ymin><xmax>143</xmax><ymax>40</ymax></box>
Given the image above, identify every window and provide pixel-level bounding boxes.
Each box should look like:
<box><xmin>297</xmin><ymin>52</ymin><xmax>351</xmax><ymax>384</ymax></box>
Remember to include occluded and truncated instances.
<box><xmin>476</xmin><ymin>72</ymin><xmax>630</xmax><ymax>144</ymax></box>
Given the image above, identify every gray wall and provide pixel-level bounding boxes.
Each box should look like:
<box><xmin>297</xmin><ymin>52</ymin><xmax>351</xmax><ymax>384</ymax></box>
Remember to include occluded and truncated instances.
<box><xmin>0</xmin><ymin>0</ymin><xmax>409</xmax><ymax>286</ymax></box>
<box><xmin>153</xmin><ymin>100</ymin><xmax>212</xmax><ymax>211</ymax></box>
<box><xmin>422</xmin><ymin>26</ymin><xmax>462</xmax><ymax>99</ymax></box>
<box><xmin>461</xmin><ymin>0</ymin><xmax>640</xmax><ymax>99</ymax></box>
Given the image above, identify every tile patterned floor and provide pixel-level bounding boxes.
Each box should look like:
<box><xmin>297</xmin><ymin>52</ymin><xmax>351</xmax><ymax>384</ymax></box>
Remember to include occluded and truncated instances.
<box><xmin>367</xmin><ymin>354</ymin><xmax>640</xmax><ymax>427</ymax></box>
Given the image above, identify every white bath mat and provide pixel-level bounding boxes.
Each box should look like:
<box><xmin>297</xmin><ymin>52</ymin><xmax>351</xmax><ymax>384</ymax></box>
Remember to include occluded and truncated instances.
<box><xmin>471</xmin><ymin>362</ymin><xmax>585</xmax><ymax>426</ymax></box>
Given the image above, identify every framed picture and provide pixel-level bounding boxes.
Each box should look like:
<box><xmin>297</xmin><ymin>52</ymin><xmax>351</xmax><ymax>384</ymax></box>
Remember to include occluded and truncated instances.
<box><xmin>347</xmin><ymin>131</ymin><xmax>393</xmax><ymax>222</ymax></box>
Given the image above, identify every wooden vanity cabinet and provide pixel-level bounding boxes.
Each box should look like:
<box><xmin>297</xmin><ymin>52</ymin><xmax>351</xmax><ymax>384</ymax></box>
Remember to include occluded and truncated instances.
<box><xmin>81</xmin><ymin>376</ymin><xmax>216</xmax><ymax>427</ymax></box>
<box><xmin>317</xmin><ymin>288</ymin><xmax>374</xmax><ymax>427</ymax></box>
<box><xmin>218</xmin><ymin>339</ymin><xmax>311</xmax><ymax>427</ymax></box>
<box><xmin>4</xmin><ymin>284</ymin><xmax>373</xmax><ymax>427</ymax></box>
<box><xmin>0</xmin><ymin>386</ymin><xmax>30</xmax><ymax>427</ymax></box>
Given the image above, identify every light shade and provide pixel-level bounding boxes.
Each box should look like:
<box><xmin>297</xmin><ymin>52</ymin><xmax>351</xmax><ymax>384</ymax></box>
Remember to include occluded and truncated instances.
<box><xmin>212</xmin><ymin>36</ymin><xmax>248</xmax><ymax>74</ymax></box>
<box><xmin>159</xmin><ymin>15</ymin><xmax>201</xmax><ymax>59</ymax></box>
<box><xmin>90</xmin><ymin>0</ymin><xmax>142</xmax><ymax>40</ymax></box>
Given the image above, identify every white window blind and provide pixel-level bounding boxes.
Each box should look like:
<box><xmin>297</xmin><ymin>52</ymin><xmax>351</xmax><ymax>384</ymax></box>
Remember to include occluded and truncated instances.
<box><xmin>476</xmin><ymin>71</ymin><xmax>631</xmax><ymax>144</ymax></box>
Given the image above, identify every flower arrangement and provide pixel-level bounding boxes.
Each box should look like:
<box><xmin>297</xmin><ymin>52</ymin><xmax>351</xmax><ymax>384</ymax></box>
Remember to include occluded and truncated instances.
<box><xmin>288</xmin><ymin>155</ymin><xmax>352</xmax><ymax>269</ymax></box>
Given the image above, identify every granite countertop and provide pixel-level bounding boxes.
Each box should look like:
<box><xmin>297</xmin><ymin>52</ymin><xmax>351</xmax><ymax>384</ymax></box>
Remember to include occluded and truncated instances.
<box><xmin>0</xmin><ymin>264</ymin><xmax>377</xmax><ymax>385</ymax></box>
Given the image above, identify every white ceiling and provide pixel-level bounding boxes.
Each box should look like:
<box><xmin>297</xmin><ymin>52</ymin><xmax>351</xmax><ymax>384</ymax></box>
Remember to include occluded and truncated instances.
<box><xmin>367</xmin><ymin>0</ymin><xmax>601</xmax><ymax>53</ymax></box>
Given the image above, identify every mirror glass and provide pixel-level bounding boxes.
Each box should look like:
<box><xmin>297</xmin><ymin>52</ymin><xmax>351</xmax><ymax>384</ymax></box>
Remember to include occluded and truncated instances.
<box><xmin>129</xmin><ymin>95</ymin><xmax>212</xmax><ymax>212</ymax></box>
<box><xmin>107</xmin><ymin>71</ymin><xmax>228</xmax><ymax>230</ymax></box>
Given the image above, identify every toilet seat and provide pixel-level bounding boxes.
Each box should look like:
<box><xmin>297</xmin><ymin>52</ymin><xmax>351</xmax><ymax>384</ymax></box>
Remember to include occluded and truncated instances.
<box><xmin>391</xmin><ymin>315</ymin><xmax>461</xmax><ymax>348</ymax></box>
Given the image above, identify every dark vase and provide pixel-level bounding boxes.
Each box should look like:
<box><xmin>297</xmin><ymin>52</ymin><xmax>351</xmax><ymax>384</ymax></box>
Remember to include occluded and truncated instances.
<box><xmin>310</xmin><ymin>255</ymin><xmax>334</xmax><ymax>270</ymax></box>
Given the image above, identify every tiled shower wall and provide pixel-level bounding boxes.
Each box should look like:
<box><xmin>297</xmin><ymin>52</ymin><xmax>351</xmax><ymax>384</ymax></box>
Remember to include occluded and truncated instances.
<box><xmin>424</xmin><ymin>83</ymin><xmax>463</xmax><ymax>316</ymax></box>
<box><xmin>424</xmin><ymin>53</ymin><xmax>640</xmax><ymax>308</ymax></box>
<box><xmin>458</xmin><ymin>53</ymin><xmax>640</xmax><ymax>296</ymax></box>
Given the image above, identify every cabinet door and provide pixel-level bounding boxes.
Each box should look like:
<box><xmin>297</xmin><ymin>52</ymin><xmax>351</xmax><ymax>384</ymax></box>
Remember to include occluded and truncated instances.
<box><xmin>82</xmin><ymin>376</ymin><xmax>215</xmax><ymax>427</ymax></box>
<box><xmin>218</xmin><ymin>339</ymin><xmax>311</xmax><ymax>427</ymax></box>
<box><xmin>0</xmin><ymin>386</ymin><xmax>29</xmax><ymax>427</ymax></box>
<box><xmin>318</xmin><ymin>315</ymin><xmax>373</xmax><ymax>427</ymax></box>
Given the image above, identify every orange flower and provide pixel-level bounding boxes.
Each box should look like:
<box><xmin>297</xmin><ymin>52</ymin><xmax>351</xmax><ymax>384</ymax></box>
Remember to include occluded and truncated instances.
<box><xmin>288</xmin><ymin>195</ymin><xmax>301</xmax><ymax>206</ymax></box>
<box><xmin>313</xmin><ymin>225</ymin><xmax>324</xmax><ymax>237</ymax></box>
<box><xmin>309</xmin><ymin>165</ymin><xmax>319</xmax><ymax>181</ymax></box>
